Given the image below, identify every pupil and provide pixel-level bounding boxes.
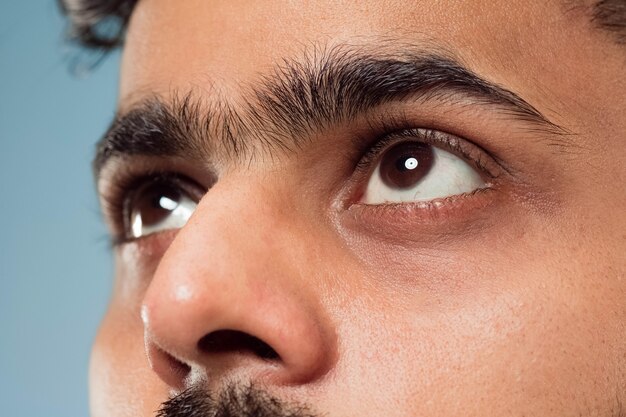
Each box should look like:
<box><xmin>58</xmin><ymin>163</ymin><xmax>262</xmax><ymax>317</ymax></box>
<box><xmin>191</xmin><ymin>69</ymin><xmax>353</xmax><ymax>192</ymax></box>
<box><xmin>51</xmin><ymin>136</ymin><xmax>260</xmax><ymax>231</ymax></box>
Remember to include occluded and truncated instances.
<box><xmin>137</xmin><ymin>182</ymin><xmax>182</xmax><ymax>227</ymax></box>
<box><xmin>380</xmin><ymin>142</ymin><xmax>434</xmax><ymax>189</ymax></box>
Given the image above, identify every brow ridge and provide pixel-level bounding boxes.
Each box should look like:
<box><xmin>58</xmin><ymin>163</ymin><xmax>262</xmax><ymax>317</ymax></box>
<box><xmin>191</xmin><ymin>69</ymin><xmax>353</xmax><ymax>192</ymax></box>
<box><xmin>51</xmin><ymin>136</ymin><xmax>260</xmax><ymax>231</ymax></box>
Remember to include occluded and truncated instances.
<box><xmin>94</xmin><ymin>44</ymin><xmax>567</xmax><ymax>177</ymax></box>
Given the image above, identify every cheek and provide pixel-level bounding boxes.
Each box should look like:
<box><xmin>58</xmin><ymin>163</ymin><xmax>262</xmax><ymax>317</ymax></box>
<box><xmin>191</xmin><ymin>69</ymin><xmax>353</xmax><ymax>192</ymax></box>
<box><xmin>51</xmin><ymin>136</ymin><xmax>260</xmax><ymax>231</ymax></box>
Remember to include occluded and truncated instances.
<box><xmin>89</xmin><ymin>302</ymin><xmax>168</xmax><ymax>417</ymax></box>
<box><xmin>331</xmin><ymin>213</ymin><xmax>624</xmax><ymax>415</ymax></box>
<box><xmin>330</xmin><ymin>271</ymin><xmax>622</xmax><ymax>416</ymax></box>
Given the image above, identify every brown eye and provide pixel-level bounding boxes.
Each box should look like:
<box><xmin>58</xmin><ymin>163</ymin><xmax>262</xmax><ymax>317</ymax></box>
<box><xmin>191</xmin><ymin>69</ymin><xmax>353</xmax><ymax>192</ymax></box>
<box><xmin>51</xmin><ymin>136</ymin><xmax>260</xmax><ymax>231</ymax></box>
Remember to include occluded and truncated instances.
<box><xmin>126</xmin><ymin>179</ymin><xmax>197</xmax><ymax>239</ymax></box>
<box><xmin>362</xmin><ymin>138</ymin><xmax>486</xmax><ymax>205</ymax></box>
<box><xmin>379</xmin><ymin>141</ymin><xmax>434</xmax><ymax>189</ymax></box>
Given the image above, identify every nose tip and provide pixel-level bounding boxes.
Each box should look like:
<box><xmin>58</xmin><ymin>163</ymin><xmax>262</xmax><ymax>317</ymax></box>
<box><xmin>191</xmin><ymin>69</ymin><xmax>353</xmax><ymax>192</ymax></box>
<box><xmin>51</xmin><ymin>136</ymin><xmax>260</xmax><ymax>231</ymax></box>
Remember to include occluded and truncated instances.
<box><xmin>140</xmin><ymin>239</ymin><xmax>335</xmax><ymax>390</ymax></box>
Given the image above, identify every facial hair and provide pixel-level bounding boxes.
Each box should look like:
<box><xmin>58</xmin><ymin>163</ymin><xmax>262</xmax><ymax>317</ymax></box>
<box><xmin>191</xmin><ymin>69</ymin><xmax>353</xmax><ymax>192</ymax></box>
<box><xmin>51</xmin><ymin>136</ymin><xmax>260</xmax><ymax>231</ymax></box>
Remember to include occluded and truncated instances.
<box><xmin>156</xmin><ymin>383</ymin><xmax>319</xmax><ymax>417</ymax></box>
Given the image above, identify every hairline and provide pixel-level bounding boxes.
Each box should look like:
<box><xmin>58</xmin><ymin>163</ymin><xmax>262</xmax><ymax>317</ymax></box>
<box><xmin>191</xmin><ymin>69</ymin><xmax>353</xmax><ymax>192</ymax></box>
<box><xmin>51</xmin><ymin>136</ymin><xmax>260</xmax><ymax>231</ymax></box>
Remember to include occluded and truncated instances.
<box><xmin>60</xmin><ymin>0</ymin><xmax>626</xmax><ymax>53</ymax></box>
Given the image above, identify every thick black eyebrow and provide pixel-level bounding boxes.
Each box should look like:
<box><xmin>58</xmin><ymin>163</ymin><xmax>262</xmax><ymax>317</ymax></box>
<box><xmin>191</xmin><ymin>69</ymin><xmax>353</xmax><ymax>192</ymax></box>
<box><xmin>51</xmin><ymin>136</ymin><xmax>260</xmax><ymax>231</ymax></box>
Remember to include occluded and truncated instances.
<box><xmin>94</xmin><ymin>46</ymin><xmax>567</xmax><ymax>178</ymax></box>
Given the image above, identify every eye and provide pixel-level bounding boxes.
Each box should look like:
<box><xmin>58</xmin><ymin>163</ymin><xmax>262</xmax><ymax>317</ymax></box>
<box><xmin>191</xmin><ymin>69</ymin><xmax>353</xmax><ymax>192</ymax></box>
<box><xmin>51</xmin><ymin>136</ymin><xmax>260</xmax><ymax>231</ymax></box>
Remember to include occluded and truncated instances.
<box><xmin>125</xmin><ymin>177</ymin><xmax>198</xmax><ymax>239</ymax></box>
<box><xmin>361</xmin><ymin>138</ymin><xmax>486</xmax><ymax>204</ymax></box>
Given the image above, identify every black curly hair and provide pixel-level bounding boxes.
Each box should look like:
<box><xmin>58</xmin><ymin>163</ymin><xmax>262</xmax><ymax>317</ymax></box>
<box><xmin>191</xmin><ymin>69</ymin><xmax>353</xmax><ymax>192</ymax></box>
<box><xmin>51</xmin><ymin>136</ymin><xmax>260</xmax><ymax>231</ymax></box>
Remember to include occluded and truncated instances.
<box><xmin>58</xmin><ymin>0</ymin><xmax>137</xmax><ymax>50</ymax></box>
<box><xmin>59</xmin><ymin>0</ymin><xmax>626</xmax><ymax>52</ymax></box>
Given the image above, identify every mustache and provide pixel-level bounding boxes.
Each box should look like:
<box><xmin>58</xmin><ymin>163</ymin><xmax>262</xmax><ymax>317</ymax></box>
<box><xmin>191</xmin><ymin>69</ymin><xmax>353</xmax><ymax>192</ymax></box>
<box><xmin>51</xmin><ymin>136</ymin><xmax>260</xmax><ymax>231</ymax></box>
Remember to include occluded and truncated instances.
<box><xmin>156</xmin><ymin>383</ymin><xmax>318</xmax><ymax>417</ymax></box>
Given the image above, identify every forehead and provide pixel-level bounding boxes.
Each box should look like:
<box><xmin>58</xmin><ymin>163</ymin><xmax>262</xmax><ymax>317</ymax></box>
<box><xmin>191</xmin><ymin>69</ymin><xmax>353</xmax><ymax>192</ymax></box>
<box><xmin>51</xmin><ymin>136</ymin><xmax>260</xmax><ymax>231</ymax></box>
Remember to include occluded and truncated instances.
<box><xmin>120</xmin><ymin>0</ymin><xmax>586</xmax><ymax>105</ymax></box>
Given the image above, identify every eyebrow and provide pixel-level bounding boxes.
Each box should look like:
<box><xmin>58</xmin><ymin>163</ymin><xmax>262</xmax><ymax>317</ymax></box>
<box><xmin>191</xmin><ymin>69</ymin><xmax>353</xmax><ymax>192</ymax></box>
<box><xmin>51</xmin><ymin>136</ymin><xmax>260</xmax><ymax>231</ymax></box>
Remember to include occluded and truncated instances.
<box><xmin>94</xmin><ymin>45</ymin><xmax>567</xmax><ymax>178</ymax></box>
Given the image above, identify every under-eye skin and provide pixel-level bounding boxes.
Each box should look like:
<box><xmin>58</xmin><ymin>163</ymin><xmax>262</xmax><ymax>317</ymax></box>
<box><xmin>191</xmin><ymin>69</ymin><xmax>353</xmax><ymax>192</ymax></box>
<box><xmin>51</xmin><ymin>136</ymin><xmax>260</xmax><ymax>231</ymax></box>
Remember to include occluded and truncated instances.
<box><xmin>349</xmin><ymin>128</ymin><xmax>501</xmax><ymax>209</ymax></box>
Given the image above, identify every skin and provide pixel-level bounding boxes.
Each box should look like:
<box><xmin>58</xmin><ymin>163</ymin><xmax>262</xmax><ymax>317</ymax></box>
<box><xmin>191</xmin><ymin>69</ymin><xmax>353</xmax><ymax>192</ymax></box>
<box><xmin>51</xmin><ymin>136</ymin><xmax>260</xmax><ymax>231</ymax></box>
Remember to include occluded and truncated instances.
<box><xmin>90</xmin><ymin>0</ymin><xmax>626</xmax><ymax>416</ymax></box>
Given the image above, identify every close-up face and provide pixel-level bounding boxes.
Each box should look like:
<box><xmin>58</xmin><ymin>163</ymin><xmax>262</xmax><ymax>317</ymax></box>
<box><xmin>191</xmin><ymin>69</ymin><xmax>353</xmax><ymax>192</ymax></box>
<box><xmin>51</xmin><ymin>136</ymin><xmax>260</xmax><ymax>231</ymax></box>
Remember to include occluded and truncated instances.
<box><xmin>85</xmin><ymin>0</ymin><xmax>626</xmax><ymax>416</ymax></box>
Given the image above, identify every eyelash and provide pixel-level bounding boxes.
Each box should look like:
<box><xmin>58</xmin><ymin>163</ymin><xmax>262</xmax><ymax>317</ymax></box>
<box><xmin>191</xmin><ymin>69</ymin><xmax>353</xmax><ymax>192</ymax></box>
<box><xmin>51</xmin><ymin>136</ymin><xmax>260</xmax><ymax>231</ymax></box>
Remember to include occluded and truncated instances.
<box><xmin>355</xmin><ymin>128</ymin><xmax>500</xmax><ymax>180</ymax></box>
<box><xmin>100</xmin><ymin>118</ymin><xmax>503</xmax><ymax>245</ymax></box>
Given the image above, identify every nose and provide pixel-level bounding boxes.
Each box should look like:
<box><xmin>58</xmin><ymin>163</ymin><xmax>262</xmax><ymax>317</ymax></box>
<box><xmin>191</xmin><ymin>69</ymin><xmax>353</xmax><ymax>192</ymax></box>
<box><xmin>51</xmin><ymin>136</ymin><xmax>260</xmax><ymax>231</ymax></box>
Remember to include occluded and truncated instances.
<box><xmin>141</xmin><ymin>178</ymin><xmax>335</xmax><ymax>390</ymax></box>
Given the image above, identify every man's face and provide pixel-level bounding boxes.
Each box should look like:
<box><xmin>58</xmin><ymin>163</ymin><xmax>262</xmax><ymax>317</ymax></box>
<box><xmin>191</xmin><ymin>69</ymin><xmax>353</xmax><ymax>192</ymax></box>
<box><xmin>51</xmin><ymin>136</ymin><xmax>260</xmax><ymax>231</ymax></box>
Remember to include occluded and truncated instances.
<box><xmin>90</xmin><ymin>1</ymin><xmax>626</xmax><ymax>416</ymax></box>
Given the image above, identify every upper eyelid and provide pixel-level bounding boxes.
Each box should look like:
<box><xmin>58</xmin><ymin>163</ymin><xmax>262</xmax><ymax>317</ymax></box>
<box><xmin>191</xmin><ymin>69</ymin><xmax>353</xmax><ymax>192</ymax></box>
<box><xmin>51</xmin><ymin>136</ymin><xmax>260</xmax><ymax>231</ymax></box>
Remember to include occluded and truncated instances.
<box><xmin>354</xmin><ymin>128</ymin><xmax>503</xmax><ymax>180</ymax></box>
<box><xmin>97</xmin><ymin>155</ymin><xmax>215</xmax><ymax>209</ymax></box>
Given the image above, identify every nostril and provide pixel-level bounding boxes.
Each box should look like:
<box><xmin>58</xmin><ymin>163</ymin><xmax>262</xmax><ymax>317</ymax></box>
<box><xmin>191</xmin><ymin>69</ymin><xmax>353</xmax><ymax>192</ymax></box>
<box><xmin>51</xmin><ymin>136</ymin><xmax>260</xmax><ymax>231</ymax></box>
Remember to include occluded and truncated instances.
<box><xmin>198</xmin><ymin>330</ymin><xmax>280</xmax><ymax>361</ymax></box>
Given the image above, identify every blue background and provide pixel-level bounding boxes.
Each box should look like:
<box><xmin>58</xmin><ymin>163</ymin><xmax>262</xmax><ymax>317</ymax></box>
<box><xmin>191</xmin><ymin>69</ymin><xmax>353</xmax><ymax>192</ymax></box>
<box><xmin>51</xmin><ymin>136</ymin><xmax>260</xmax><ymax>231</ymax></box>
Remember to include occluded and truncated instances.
<box><xmin>1</xmin><ymin>1</ymin><xmax>119</xmax><ymax>415</ymax></box>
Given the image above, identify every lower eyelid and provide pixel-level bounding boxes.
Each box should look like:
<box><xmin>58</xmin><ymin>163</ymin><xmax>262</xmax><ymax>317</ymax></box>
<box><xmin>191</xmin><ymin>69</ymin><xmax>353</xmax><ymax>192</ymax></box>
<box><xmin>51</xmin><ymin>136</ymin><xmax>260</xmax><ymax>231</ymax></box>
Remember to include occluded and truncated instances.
<box><xmin>339</xmin><ymin>186</ymin><xmax>499</xmax><ymax>241</ymax></box>
<box><xmin>356</xmin><ymin>185</ymin><xmax>494</xmax><ymax>212</ymax></box>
